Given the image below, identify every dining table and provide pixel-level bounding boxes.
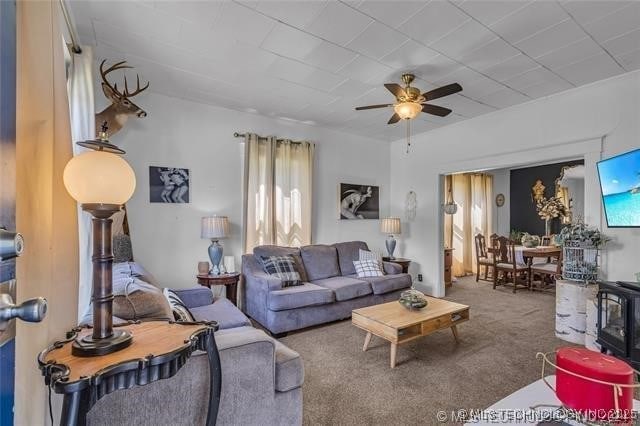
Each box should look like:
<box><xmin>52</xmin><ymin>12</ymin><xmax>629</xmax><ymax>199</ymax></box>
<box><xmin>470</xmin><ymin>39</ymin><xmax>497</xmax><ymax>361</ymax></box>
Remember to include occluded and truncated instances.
<box><xmin>515</xmin><ymin>245</ymin><xmax>562</xmax><ymax>265</ymax></box>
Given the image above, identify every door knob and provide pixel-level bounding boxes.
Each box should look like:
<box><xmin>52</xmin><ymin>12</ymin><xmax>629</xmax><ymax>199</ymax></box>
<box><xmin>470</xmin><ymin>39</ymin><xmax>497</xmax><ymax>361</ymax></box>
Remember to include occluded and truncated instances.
<box><xmin>0</xmin><ymin>294</ymin><xmax>47</xmax><ymax>331</ymax></box>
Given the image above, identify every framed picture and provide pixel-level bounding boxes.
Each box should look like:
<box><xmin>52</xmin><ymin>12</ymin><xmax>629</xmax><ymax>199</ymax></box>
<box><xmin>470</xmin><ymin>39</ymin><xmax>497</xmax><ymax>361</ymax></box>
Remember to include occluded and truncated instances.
<box><xmin>339</xmin><ymin>183</ymin><xmax>380</xmax><ymax>220</ymax></box>
<box><xmin>149</xmin><ymin>166</ymin><xmax>190</xmax><ymax>203</ymax></box>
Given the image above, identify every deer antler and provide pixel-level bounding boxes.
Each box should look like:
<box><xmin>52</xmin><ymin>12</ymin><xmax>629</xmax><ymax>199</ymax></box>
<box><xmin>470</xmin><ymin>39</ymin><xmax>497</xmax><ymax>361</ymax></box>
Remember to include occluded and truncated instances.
<box><xmin>99</xmin><ymin>59</ymin><xmax>148</xmax><ymax>99</ymax></box>
<box><xmin>123</xmin><ymin>74</ymin><xmax>150</xmax><ymax>97</ymax></box>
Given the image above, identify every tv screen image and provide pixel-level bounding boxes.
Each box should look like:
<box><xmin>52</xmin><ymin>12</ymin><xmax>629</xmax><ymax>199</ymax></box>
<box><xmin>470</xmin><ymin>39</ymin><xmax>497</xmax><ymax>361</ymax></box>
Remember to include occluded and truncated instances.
<box><xmin>597</xmin><ymin>148</ymin><xmax>640</xmax><ymax>228</ymax></box>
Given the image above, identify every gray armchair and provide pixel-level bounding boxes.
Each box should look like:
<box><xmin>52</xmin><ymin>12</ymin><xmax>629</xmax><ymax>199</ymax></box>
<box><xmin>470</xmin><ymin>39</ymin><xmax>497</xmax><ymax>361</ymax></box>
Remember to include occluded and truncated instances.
<box><xmin>86</xmin><ymin>286</ymin><xmax>303</xmax><ymax>426</ymax></box>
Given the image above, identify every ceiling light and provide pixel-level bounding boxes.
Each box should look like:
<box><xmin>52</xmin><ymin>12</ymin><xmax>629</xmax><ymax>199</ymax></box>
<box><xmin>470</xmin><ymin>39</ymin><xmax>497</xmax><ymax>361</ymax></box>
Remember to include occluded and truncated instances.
<box><xmin>393</xmin><ymin>102</ymin><xmax>422</xmax><ymax>120</ymax></box>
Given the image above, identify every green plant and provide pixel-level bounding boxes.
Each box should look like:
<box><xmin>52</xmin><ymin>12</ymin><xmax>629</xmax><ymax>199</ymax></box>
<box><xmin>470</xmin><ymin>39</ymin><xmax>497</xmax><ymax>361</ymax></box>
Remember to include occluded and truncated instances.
<box><xmin>509</xmin><ymin>229</ymin><xmax>524</xmax><ymax>242</ymax></box>
<box><xmin>559</xmin><ymin>221</ymin><xmax>610</xmax><ymax>248</ymax></box>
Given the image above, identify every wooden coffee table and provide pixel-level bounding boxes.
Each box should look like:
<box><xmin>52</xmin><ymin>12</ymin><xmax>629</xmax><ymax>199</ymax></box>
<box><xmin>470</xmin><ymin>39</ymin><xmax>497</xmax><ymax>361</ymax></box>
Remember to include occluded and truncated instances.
<box><xmin>352</xmin><ymin>298</ymin><xmax>469</xmax><ymax>368</ymax></box>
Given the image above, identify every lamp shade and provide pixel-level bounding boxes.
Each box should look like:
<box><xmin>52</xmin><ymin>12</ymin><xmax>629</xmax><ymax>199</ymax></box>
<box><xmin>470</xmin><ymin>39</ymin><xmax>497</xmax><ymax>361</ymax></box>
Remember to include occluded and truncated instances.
<box><xmin>63</xmin><ymin>150</ymin><xmax>136</xmax><ymax>205</ymax></box>
<box><xmin>380</xmin><ymin>217</ymin><xmax>401</xmax><ymax>235</ymax></box>
<box><xmin>393</xmin><ymin>102</ymin><xmax>422</xmax><ymax>120</ymax></box>
<box><xmin>201</xmin><ymin>216</ymin><xmax>229</xmax><ymax>239</ymax></box>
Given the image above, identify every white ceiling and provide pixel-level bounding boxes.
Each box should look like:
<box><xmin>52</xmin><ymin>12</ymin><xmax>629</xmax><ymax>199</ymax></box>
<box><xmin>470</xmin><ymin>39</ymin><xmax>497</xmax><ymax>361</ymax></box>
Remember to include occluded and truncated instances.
<box><xmin>69</xmin><ymin>0</ymin><xmax>640</xmax><ymax>141</ymax></box>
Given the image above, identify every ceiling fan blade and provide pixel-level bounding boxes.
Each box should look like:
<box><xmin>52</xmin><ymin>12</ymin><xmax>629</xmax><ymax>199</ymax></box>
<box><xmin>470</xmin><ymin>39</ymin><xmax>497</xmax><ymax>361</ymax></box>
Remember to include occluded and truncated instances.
<box><xmin>387</xmin><ymin>113</ymin><xmax>401</xmax><ymax>124</ymax></box>
<box><xmin>384</xmin><ymin>83</ymin><xmax>407</xmax><ymax>99</ymax></box>
<box><xmin>422</xmin><ymin>83</ymin><xmax>462</xmax><ymax>101</ymax></box>
<box><xmin>422</xmin><ymin>104</ymin><xmax>452</xmax><ymax>117</ymax></box>
<box><xmin>355</xmin><ymin>104</ymin><xmax>393</xmax><ymax>111</ymax></box>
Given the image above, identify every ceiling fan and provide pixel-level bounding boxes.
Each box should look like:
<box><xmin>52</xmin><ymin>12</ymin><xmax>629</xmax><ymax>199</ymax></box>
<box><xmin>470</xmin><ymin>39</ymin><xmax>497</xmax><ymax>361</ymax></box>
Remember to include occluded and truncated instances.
<box><xmin>355</xmin><ymin>73</ymin><xmax>462</xmax><ymax>124</ymax></box>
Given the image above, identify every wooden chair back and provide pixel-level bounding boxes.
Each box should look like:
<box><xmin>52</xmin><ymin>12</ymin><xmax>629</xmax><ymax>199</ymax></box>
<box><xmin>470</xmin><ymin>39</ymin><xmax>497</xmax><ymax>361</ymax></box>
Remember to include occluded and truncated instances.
<box><xmin>541</xmin><ymin>235</ymin><xmax>553</xmax><ymax>246</ymax></box>
<box><xmin>493</xmin><ymin>236</ymin><xmax>519</xmax><ymax>266</ymax></box>
<box><xmin>475</xmin><ymin>233</ymin><xmax>488</xmax><ymax>259</ymax></box>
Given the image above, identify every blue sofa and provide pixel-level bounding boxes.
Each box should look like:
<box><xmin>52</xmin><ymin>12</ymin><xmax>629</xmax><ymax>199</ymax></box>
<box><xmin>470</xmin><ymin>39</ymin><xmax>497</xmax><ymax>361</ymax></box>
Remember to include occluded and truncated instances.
<box><xmin>242</xmin><ymin>241</ymin><xmax>412</xmax><ymax>335</ymax></box>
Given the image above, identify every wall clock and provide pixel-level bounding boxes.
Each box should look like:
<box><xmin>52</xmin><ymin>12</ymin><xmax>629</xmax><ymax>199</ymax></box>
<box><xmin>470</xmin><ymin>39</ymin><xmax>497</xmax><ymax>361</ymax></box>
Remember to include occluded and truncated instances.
<box><xmin>495</xmin><ymin>193</ymin><xmax>505</xmax><ymax>207</ymax></box>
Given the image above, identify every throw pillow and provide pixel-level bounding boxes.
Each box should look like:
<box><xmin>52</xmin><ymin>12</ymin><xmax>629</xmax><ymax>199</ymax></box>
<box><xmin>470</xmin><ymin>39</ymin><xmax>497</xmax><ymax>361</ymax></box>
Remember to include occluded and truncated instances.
<box><xmin>162</xmin><ymin>288</ymin><xmax>195</xmax><ymax>322</ymax></box>
<box><xmin>260</xmin><ymin>255</ymin><xmax>303</xmax><ymax>287</ymax></box>
<box><xmin>353</xmin><ymin>259</ymin><xmax>384</xmax><ymax>278</ymax></box>
<box><xmin>359</xmin><ymin>249</ymin><xmax>383</xmax><ymax>266</ymax></box>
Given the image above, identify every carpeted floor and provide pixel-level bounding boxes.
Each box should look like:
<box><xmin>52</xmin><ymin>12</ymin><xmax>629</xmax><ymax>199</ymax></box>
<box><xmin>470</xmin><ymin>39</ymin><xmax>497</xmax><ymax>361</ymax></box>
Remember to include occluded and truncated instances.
<box><xmin>279</xmin><ymin>275</ymin><xmax>568</xmax><ymax>426</ymax></box>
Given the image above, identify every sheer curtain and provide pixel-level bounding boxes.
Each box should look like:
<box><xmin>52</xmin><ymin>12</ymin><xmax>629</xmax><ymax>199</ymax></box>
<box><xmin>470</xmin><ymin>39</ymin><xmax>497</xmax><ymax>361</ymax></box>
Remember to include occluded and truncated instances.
<box><xmin>243</xmin><ymin>134</ymin><xmax>314</xmax><ymax>253</ymax></box>
<box><xmin>67</xmin><ymin>45</ymin><xmax>95</xmax><ymax>321</ymax></box>
<box><xmin>444</xmin><ymin>173</ymin><xmax>493</xmax><ymax>277</ymax></box>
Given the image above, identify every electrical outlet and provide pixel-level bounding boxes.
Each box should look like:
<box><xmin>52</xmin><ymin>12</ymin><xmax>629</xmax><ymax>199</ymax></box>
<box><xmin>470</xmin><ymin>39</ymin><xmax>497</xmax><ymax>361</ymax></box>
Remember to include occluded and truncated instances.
<box><xmin>417</xmin><ymin>274</ymin><xmax>423</xmax><ymax>282</ymax></box>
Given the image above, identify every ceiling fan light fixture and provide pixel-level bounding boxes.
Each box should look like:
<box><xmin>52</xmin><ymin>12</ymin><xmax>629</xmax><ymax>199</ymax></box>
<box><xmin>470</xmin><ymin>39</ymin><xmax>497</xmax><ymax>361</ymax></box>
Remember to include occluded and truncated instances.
<box><xmin>394</xmin><ymin>101</ymin><xmax>422</xmax><ymax>120</ymax></box>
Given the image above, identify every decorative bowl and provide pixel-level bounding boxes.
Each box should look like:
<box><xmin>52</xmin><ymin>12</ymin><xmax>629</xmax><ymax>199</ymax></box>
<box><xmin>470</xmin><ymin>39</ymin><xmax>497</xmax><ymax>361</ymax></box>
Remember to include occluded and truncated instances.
<box><xmin>399</xmin><ymin>289</ymin><xmax>428</xmax><ymax>310</ymax></box>
<box><xmin>521</xmin><ymin>233</ymin><xmax>540</xmax><ymax>248</ymax></box>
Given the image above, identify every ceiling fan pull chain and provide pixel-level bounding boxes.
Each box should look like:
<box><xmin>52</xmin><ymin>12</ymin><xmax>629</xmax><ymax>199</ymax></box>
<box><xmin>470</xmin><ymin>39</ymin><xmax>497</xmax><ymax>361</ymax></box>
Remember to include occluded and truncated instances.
<box><xmin>406</xmin><ymin>119</ymin><xmax>411</xmax><ymax>154</ymax></box>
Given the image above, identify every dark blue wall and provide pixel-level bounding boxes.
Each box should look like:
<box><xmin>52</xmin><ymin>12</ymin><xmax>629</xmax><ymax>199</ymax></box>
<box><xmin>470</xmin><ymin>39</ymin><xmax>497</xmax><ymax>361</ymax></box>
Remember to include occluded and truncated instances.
<box><xmin>510</xmin><ymin>160</ymin><xmax>584</xmax><ymax>236</ymax></box>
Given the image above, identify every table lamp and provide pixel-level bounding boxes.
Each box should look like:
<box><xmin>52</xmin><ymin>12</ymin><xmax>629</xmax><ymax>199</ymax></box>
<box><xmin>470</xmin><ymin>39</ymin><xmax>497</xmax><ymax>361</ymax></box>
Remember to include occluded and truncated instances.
<box><xmin>63</xmin><ymin>130</ymin><xmax>136</xmax><ymax>356</ymax></box>
<box><xmin>380</xmin><ymin>217</ymin><xmax>401</xmax><ymax>259</ymax></box>
<box><xmin>201</xmin><ymin>216</ymin><xmax>229</xmax><ymax>275</ymax></box>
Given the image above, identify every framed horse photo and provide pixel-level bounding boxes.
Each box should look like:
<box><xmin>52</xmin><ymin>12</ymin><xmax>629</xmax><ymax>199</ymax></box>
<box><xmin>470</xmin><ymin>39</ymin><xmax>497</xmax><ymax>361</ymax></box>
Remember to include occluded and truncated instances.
<box><xmin>339</xmin><ymin>183</ymin><xmax>380</xmax><ymax>220</ymax></box>
<box><xmin>149</xmin><ymin>166</ymin><xmax>190</xmax><ymax>203</ymax></box>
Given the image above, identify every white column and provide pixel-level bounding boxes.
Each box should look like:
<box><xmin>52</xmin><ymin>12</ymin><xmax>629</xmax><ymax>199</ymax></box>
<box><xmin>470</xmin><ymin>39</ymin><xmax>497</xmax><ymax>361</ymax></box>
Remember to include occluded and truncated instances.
<box><xmin>585</xmin><ymin>284</ymin><xmax>601</xmax><ymax>351</ymax></box>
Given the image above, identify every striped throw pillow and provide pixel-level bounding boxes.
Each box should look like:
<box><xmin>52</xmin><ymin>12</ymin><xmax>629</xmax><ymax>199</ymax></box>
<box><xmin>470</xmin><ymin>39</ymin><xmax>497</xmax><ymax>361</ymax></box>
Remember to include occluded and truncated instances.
<box><xmin>162</xmin><ymin>288</ymin><xmax>195</xmax><ymax>322</ymax></box>
<box><xmin>359</xmin><ymin>249</ymin><xmax>383</xmax><ymax>267</ymax></box>
<box><xmin>260</xmin><ymin>255</ymin><xmax>303</xmax><ymax>287</ymax></box>
<box><xmin>353</xmin><ymin>259</ymin><xmax>384</xmax><ymax>278</ymax></box>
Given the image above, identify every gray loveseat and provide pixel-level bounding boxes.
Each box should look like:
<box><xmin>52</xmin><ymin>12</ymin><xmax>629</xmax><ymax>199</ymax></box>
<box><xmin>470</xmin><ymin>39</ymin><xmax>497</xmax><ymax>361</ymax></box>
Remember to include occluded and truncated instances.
<box><xmin>242</xmin><ymin>241</ymin><xmax>412</xmax><ymax>335</ymax></box>
<box><xmin>84</xmin><ymin>263</ymin><xmax>303</xmax><ymax>426</ymax></box>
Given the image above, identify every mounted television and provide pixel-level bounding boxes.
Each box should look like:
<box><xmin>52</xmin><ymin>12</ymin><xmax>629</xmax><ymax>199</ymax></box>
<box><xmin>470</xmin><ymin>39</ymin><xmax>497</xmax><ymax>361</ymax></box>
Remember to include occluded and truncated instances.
<box><xmin>597</xmin><ymin>148</ymin><xmax>640</xmax><ymax>228</ymax></box>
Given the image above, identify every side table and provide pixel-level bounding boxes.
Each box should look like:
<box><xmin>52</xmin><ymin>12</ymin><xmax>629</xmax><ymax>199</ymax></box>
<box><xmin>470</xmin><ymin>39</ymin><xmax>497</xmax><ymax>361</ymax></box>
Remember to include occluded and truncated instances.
<box><xmin>38</xmin><ymin>321</ymin><xmax>221</xmax><ymax>426</ymax></box>
<box><xmin>382</xmin><ymin>257</ymin><xmax>411</xmax><ymax>274</ymax></box>
<box><xmin>197</xmin><ymin>272</ymin><xmax>241</xmax><ymax>306</ymax></box>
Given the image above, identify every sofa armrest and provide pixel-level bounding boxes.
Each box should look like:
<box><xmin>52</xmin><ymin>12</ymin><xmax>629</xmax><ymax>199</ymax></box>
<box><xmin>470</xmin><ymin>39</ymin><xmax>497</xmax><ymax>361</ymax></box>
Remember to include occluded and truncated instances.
<box><xmin>383</xmin><ymin>261</ymin><xmax>403</xmax><ymax>275</ymax></box>
<box><xmin>250</xmin><ymin>271</ymin><xmax>284</xmax><ymax>291</ymax></box>
<box><xmin>172</xmin><ymin>286</ymin><xmax>214</xmax><ymax>308</ymax></box>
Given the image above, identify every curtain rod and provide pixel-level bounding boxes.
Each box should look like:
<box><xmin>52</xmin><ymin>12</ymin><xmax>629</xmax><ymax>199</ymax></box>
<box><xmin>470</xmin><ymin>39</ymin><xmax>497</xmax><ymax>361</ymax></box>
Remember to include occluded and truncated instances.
<box><xmin>59</xmin><ymin>0</ymin><xmax>82</xmax><ymax>54</ymax></box>
<box><xmin>233</xmin><ymin>132</ymin><xmax>313</xmax><ymax>145</ymax></box>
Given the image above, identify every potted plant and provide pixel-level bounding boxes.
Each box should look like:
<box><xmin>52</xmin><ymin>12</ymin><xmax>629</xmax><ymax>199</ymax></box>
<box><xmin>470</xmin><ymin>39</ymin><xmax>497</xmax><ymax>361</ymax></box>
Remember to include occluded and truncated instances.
<box><xmin>536</xmin><ymin>197</ymin><xmax>567</xmax><ymax>235</ymax></box>
<box><xmin>558</xmin><ymin>221</ymin><xmax>609</xmax><ymax>283</ymax></box>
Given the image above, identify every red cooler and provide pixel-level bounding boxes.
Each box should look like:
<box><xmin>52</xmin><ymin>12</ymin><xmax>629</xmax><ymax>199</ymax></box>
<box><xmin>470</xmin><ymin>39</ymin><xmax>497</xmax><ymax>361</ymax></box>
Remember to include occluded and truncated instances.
<box><xmin>555</xmin><ymin>347</ymin><xmax>634</xmax><ymax>421</ymax></box>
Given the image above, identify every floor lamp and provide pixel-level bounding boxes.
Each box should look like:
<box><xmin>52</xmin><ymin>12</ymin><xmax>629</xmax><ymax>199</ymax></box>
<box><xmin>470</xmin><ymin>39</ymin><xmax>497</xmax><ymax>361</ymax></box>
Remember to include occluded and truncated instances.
<box><xmin>63</xmin><ymin>133</ymin><xmax>136</xmax><ymax>356</ymax></box>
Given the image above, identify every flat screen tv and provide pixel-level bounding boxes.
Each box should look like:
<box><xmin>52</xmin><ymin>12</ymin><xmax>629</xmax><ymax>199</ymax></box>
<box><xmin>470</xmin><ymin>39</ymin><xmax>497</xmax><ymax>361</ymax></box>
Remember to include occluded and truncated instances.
<box><xmin>597</xmin><ymin>148</ymin><xmax>640</xmax><ymax>228</ymax></box>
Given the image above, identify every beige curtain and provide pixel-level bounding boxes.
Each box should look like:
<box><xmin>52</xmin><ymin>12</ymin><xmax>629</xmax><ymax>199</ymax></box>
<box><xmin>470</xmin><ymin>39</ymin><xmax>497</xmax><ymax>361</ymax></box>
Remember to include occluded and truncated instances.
<box><xmin>243</xmin><ymin>134</ymin><xmax>314</xmax><ymax>253</ymax></box>
<box><xmin>15</xmin><ymin>1</ymin><xmax>79</xmax><ymax>424</ymax></box>
<box><xmin>444</xmin><ymin>173</ymin><xmax>493</xmax><ymax>277</ymax></box>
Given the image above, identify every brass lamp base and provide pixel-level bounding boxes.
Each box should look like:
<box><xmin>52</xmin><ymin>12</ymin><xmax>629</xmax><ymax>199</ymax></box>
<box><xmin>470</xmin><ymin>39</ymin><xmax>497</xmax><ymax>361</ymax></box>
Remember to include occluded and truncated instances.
<box><xmin>72</xmin><ymin>329</ymin><xmax>133</xmax><ymax>357</ymax></box>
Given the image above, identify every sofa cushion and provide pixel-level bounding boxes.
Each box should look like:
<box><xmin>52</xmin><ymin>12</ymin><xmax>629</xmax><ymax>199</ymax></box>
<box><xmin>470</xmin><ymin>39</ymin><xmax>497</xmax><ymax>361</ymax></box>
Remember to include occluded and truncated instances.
<box><xmin>189</xmin><ymin>297</ymin><xmax>252</xmax><ymax>330</ymax></box>
<box><xmin>253</xmin><ymin>246</ymin><xmax>308</xmax><ymax>282</ymax></box>
<box><xmin>163</xmin><ymin>288</ymin><xmax>195</xmax><ymax>322</ymax></box>
<box><xmin>260</xmin><ymin>255</ymin><xmax>303</xmax><ymax>287</ymax></box>
<box><xmin>361</xmin><ymin>274</ymin><xmax>412</xmax><ymax>295</ymax></box>
<box><xmin>311</xmin><ymin>276</ymin><xmax>372</xmax><ymax>301</ymax></box>
<box><xmin>353</xmin><ymin>259</ymin><xmax>384</xmax><ymax>278</ymax></box>
<box><xmin>268</xmin><ymin>283</ymin><xmax>334</xmax><ymax>311</ymax></box>
<box><xmin>273</xmin><ymin>339</ymin><xmax>304</xmax><ymax>392</ymax></box>
<box><xmin>301</xmin><ymin>245</ymin><xmax>340</xmax><ymax>281</ymax></box>
<box><xmin>333</xmin><ymin>241</ymin><xmax>369</xmax><ymax>276</ymax></box>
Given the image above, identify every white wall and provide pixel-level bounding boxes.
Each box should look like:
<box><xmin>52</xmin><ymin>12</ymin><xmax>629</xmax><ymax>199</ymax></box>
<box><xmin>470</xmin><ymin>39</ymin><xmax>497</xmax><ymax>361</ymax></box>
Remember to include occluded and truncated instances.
<box><xmin>391</xmin><ymin>70</ymin><xmax>640</xmax><ymax>296</ymax></box>
<box><xmin>107</xmin><ymin>92</ymin><xmax>390</xmax><ymax>288</ymax></box>
<box><xmin>490</xmin><ymin>168</ymin><xmax>510</xmax><ymax>236</ymax></box>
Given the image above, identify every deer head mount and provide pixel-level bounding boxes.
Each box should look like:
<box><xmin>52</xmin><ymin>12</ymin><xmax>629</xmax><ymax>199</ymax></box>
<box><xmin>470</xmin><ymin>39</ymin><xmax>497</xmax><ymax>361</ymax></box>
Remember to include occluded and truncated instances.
<box><xmin>95</xmin><ymin>60</ymin><xmax>149</xmax><ymax>137</ymax></box>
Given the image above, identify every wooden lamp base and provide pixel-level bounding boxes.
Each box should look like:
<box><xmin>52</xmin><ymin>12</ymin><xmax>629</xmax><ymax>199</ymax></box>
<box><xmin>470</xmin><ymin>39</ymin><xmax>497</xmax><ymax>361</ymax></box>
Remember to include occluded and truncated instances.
<box><xmin>72</xmin><ymin>329</ymin><xmax>132</xmax><ymax>357</ymax></box>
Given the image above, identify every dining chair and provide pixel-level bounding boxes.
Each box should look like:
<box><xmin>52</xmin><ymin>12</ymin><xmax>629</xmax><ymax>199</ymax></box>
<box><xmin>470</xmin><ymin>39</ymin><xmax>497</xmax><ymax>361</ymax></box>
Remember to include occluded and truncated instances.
<box><xmin>492</xmin><ymin>236</ymin><xmax>531</xmax><ymax>293</ymax></box>
<box><xmin>529</xmin><ymin>248</ymin><xmax>562</xmax><ymax>291</ymax></box>
<box><xmin>474</xmin><ymin>233</ymin><xmax>494</xmax><ymax>282</ymax></box>
<box><xmin>540</xmin><ymin>235</ymin><xmax>553</xmax><ymax>246</ymax></box>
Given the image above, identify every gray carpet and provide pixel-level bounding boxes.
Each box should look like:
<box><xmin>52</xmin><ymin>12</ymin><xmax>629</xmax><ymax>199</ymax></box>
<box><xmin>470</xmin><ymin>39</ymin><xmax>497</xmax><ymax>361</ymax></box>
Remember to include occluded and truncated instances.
<box><xmin>279</xmin><ymin>276</ymin><xmax>568</xmax><ymax>426</ymax></box>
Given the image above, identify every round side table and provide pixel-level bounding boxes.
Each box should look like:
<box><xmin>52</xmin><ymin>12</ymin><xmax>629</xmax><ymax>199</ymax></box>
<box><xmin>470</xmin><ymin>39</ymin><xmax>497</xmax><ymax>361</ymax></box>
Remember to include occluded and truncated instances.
<box><xmin>197</xmin><ymin>272</ymin><xmax>241</xmax><ymax>306</ymax></box>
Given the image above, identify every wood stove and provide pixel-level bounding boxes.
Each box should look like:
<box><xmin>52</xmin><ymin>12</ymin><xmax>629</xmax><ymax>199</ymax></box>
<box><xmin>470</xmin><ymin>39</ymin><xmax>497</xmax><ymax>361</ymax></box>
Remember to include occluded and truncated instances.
<box><xmin>597</xmin><ymin>281</ymin><xmax>640</xmax><ymax>370</ymax></box>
